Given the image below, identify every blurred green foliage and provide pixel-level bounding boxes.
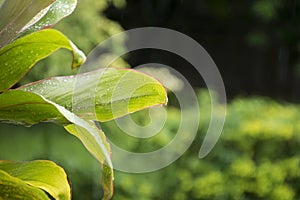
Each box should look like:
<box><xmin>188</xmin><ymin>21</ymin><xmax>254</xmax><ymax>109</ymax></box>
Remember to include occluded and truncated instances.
<box><xmin>252</xmin><ymin>0</ymin><xmax>281</xmax><ymax>22</ymax></box>
<box><xmin>1</xmin><ymin>90</ymin><xmax>300</xmax><ymax>199</ymax></box>
<box><xmin>3</xmin><ymin>0</ymin><xmax>300</xmax><ymax>198</ymax></box>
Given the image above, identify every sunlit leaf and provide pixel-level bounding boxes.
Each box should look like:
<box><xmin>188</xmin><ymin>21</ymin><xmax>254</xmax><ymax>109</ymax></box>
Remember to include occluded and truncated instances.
<box><xmin>1</xmin><ymin>66</ymin><xmax>166</xmax><ymax>200</ymax></box>
<box><xmin>65</xmin><ymin>124</ymin><xmax>114</xmax><ymax>200</ymax></box>
<box><xmin>0</xmin><ymin>29</ymin><xmax>86</xmax><ymax>92</ymax></box>
<box><xmin>20</xmin><ymin>68</ymin><xmax>168</xmax><ymax>122</ymax></box>
<box><xmin>0</xmin><ymin>170</ymin><xmax>49</xmax><ymax>200</ymax></box>
<box><xmin>0</xmin><ymin>90</ymin><xmax>111</xmax><ymax>165</ymax></box>
<box><xmin>0</xmin><ymin>160</ymin><xmax>71</xmax><ymax>200</ymax></box>
<box><xmin>0</xmin><ymin>89</ymin><xmax>113</xmax><ymax>196</ymax></box>
<box><xmin>39</xmin><ymin>94</ymin><xmax>114</xmax><ymax>199</ymax></box>
<box><xmin>11</xmin><ymin>68</ymin><xmax>166</xmax><ymax>199</ymax></box>
<box><xmin>0</xmin><ymin>0</ymin><xmax>54</xmax><ymax>47</ymax></box>
<box><xmin>0</xmin><ymin>90</ymin><xmax>67</xmax><ymax>126</ymax></box>
<box><xmin>20</xmin><ymin>0</ymin><xmax>77</xmax><ymax>36</ymax></box>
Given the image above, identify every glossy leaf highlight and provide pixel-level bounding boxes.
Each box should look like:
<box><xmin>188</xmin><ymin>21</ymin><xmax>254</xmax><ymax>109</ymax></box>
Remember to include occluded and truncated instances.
<box><xmin>0</xmin><ymin>29</ymin><xmax>86</xmax><ymax>92</ymax></box>
<box><xmin>21</xmin><ymin>0</ymin><xmax>77</xmax><ymax>36</ymax></box>
<box><xmin>21</xmin><ymin>68</ymin><xmax>168</xmax><ymax>122</ymax></box>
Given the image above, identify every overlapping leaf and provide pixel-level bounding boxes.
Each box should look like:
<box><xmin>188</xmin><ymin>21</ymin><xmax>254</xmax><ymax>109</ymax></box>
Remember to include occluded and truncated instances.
<box><xmin>20</xmin><ymin>0</ymin><xmax>77</xmax><ymax>36</ymax></box>
<box><xmin>0</xmin><ymin>170</ymin><xmax>49</xmax><ymax>200</ymax></box>
<box><xmin>65</xmin><ymin>124</ymin><xmax>113</xmax><ymax>200</ymax></box>
<box><xmin>0</xmin><ymin>90</ymin><xmax>67</xmax><ymax>126</ymax></box>
<box><xmin>0</xmin><ymin>0</ymin><xmax>54</xmax><ymax>47</ymax></box>
<box><xmin>0</xmin><ymin>160</ymin><xmax>71</xmax><ymax>200</ymax></box>
<box><xmin>0</xmin><ymin>29</ymin><xmax>86</xmax><ymax>92</ymax></box>
<box><xmin>20</xmin><ymin>68</ymin><xmax>168</xmax><ymax>122</ymax></box>
<box><xmin>0</xmin><ymin>25</ymin><xmax>166</xmax><ymax>200</ymax></box>
<box><xmin>0</xmin><ymin>90</ymin><xmax>112</xmax><ymax>165</ymax></box>
<box><xmin>0</xmin><ymin>89</ymin><xmax>114</xmax><ymax>198</ymax></box>
<box><xmin>0</xmin><ymin>1</ymin><xmax>168</xmax><ymax>199</ymax></box>
<box><xmin>1</xmin><ymin>68</ymin><xmax>167</xmax><ymax>198</ymax></box>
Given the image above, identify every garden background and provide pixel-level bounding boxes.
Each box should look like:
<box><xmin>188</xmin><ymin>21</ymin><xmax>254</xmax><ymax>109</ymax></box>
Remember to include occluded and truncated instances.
<box><xmin>1</xmin><ymin>0</ymin><xmax>300</xmax><ymax>199</ymax></box>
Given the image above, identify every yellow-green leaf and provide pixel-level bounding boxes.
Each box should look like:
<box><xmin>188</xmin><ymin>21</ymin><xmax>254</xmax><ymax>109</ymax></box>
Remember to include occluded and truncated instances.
<box><xmin>20</xmin><ymin>68</ymin><xmax>168</xmax><ymax>122</ymax></box>
<box><xmin>0</xmin><ymin>29</ymin><xmax>86</xmax><ymax>92</ymax></box>
<box><xmin>0</xmin><ymin>160</ymin><xmax>71</xmax><ymax>200</ymax></box>
<box><xmin>0</xmin><ymin>169</ymin><xmax>49</xmax><ymax>200</ymax></box>
<box><xmin>0</xmin><ymin>90</ymin><xmax>113</xmax><ymax>198</ymax></box>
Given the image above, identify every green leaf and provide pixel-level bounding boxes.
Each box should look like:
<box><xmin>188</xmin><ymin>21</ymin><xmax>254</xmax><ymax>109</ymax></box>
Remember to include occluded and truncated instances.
<box><xmin>65</xmin><ymin>124</ymin><xmax>114</xmax><ymax>200</ymax></box>
<box><xmin>101</xmin><ymin>164</ymin><xmax>114</xmax><ymax>200</ymax></box>
<box><xmin>0</xmin><ymin>89</ymin><xmax>113</xmax><ymax>195</ymax></box>
<box><xmin>20</xmin><ymin>68</ymin><xmax>168</xmax><ymax>122</ymax></box>
<box><xmin>0</xmin><ymin>90</ymin><xmax>68</xmax><ymax>126</ymax></box>
<box><xmin>0</xmin><ymin>160</ymin><xmax>71</xmax><ymax>200</ymax></box>
<box><xmin>0</xmin><ymin>170</ymin><xmax>49</xmax><ymax>200</ymax></box>
<box><xmin>0</xmin><ymin>29</ymin><xmax>86</xmax><ymax>92</ymax></box>
<box><xmin>1</xmin><ymin>68</ymin><xmax>166</xmax><ymax>199</ymax></box>
<box><xmin>0</xmin><ymin>0</ymin><xmax>54</xmax><ymax>47</ymax></box>
<box><xmin>20</xmin><ymin>0</ymin><xmax>77</xmax><ymax>36</ymax></box>
<box><xmin>0</xmin><ymin>90</ymin><xmax>112</xmax><ymax>166</ymax></box>
<box><xmin>39</xmin><ymin>95</ymin><xmax>114</xmax><ymax>199</ymax></box>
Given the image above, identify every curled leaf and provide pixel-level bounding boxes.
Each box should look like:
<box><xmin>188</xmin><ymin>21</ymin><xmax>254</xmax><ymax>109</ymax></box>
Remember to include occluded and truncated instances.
<box><xmin>0</xmin><ymin>160</ymin><xmax>71</xmax><ymax>200</ymax></box>
<box><xmin>0</xmin><ymin>29</ymin><xmax>86</xmax><ymax>92</ymax></box>
<box><xmin>0</xmin><ymin>89</ymin><xmax>113</xmax><ymax>198</ymax></box>
<box><xmin>0</xmin><ymin>170</ymin><xmax>50</xmax><ymax>200</ymax></box>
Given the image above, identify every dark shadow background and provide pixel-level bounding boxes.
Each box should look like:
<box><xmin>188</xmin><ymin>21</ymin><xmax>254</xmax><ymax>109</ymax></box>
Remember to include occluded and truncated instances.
<box><xmin>104</xmin><ymin>0</ymin><xmax>300</xmax><ymax>101</ymax></box>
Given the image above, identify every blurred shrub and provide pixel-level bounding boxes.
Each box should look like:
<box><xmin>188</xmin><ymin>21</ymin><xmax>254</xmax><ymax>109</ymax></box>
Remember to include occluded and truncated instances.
<box><xmin>252</xmin><ymin>0</ymin><xmax>281</xmax><ymax>22</ymax></box>
<box><xmin>1</xmin><ymin>90</ymin><xmax>300</xmax><ymax>199</ymax></box>
<box><xmin>101</xmin><ymin>90</ymin><xmax>300</xmax><ymax>200</ymax></box>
